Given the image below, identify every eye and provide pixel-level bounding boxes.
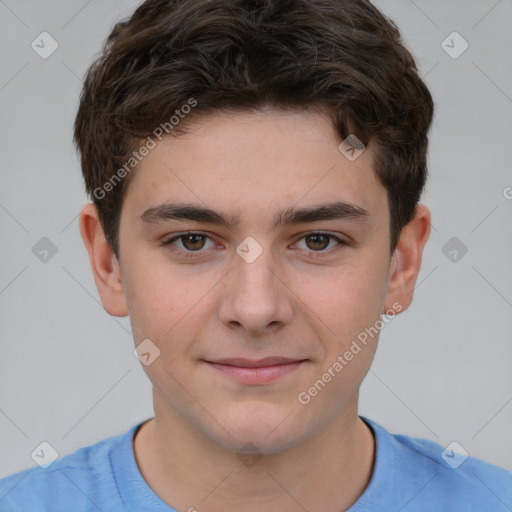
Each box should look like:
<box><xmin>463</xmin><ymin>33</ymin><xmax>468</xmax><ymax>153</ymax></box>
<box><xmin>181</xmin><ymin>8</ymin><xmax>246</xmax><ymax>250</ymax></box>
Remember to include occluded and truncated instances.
<box><xmin>294</xmin><ymin>232</ymin><xmax>346</xmax><ymax>256</ymax></box>
<box><xmin>163</xmin><ymin>232</ymin><xmax>216</xmax><ymax>255</ymax></box>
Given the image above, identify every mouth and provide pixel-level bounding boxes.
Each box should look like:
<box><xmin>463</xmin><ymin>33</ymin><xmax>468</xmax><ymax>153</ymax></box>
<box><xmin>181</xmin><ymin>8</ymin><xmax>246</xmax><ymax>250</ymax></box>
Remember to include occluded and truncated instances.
<box><xmin>202</xmin><ymin>357</ymin><xmax>308</xmax><ymax>385</ymax></box>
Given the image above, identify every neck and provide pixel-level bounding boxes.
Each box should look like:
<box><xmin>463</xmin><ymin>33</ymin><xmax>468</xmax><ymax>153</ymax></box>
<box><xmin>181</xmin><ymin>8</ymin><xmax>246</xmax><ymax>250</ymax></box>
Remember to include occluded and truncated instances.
<box><xmin>133</xmin><ymin>392</ymin><xmax>375</xmax><ymax>512</ymax></box>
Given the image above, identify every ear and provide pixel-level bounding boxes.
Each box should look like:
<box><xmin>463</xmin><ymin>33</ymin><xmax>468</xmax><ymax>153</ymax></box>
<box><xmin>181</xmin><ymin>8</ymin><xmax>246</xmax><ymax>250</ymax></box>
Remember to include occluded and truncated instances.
<box><xmin>383</xmin><ymin>204</ymin><xmax>431</xmax><ymax>314</ymax></box>
<box><xmin>79</xmin><ymin>203</ymin><xmax>129</xmax><ymax>317</ymax></box>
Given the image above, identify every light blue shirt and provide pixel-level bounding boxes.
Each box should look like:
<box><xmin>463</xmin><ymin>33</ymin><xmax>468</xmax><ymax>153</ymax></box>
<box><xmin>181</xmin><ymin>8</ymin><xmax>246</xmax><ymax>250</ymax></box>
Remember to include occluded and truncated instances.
<box><xmin>1</xmin><ymin>416</ymin><xmax>511</xmax><ymax>511</ymax></box>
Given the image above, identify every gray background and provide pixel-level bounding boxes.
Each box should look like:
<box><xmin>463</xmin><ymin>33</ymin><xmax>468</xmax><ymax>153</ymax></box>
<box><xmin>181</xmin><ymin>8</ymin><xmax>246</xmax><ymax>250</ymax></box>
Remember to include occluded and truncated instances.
<box><xmin>0</xmin><ymin>0</ymin><xmax>511</xmax><ymax>478</ymax></box>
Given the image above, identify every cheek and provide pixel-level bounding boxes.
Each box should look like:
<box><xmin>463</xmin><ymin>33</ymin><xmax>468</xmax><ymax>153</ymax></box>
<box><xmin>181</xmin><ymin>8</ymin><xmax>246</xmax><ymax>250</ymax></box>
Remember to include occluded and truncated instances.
<box><xmin>122</xmin><ymin>258</ymin><xmax>219</xmax><ymax>354</ymax></box>
<box><xmin>121</xmin><ymin>259</ymin><xmax>176</xmax><ymax>342</ymax></box>
<box><xmin>301</xmin><ymin>264</ymin><xmax>387</xmax><ymax>342</ymax></box>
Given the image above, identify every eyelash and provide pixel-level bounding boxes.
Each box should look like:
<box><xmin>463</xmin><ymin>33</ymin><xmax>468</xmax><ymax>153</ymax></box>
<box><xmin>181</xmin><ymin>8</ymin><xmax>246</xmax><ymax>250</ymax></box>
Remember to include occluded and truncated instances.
<box><xmin>162</xmin><ymin>231</ymin><xmax>348</xmax><ymax>259</ymax></box>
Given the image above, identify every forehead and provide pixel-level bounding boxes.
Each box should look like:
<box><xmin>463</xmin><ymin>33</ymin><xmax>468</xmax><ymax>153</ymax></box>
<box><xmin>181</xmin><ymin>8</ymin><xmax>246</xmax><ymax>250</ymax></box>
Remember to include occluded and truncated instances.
<box><xmin>122</xmin><ymin>110</ymin><xmax>388</xmax><ymax>229</ymax></box>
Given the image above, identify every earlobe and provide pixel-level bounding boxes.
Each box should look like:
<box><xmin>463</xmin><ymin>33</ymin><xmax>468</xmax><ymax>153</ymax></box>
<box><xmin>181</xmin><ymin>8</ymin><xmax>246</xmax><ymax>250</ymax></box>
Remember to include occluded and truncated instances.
<box><xmin>79</xmin><ymin>203</ymin><xmax>129</xmax><ymax>317</ymax></box>
<box><xmin>383</xmin><ymin>204</ymin><xmax>431</xmax><ymax>314</ymax></box>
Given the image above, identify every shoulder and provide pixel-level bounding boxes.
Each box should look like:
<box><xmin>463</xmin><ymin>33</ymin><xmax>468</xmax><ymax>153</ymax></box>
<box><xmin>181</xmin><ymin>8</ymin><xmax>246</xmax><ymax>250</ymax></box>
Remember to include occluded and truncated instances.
<box><xmin>364</xmin><ymin>417</ymin><xmax>512</xmax><ymax>511</ymax></box>
<box><xmin>0</xmin><ymin>424</ymin><xmax>139</xmax><ymax>512</ymax></box>
<box><xmin>393</xmin><ymin>429</ymin><xmax>512</xmax><ymax>486</ymax></box>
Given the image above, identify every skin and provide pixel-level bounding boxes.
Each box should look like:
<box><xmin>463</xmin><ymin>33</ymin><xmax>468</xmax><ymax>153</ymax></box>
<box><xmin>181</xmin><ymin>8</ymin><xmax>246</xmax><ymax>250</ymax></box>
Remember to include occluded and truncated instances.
<box><xmin>80</xmin><ymin>109</ymin><xmax>431</xmax><ymax>512</ymax></box>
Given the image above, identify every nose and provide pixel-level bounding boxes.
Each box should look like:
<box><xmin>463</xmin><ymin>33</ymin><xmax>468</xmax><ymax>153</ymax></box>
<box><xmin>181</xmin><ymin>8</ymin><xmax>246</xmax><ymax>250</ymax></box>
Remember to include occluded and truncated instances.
<box><xmin>218</xmin><ymin>243</ymin><xmax>295</xmax><ymax>336</ymax></box>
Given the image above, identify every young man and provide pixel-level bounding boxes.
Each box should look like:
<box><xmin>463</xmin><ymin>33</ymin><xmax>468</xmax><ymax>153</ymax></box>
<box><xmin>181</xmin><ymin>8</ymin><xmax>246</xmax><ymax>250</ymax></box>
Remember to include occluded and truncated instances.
<box><xmin>1</xmin><ymin>0</ymin><xmax>511</xmax><ymax>510</ymax></box>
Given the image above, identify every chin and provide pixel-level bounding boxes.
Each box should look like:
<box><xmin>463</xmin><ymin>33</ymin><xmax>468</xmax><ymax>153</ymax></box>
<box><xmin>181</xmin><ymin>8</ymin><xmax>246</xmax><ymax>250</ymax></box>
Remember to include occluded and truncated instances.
<box><xmin>213</xmin><ymin>428</ymin><xmax>304</xmax><ymax>456</ymax></box>
<box><xmin>203</xmin><ymin>402</ymin><xmax>308</xmax><ymax>455</ymax></box>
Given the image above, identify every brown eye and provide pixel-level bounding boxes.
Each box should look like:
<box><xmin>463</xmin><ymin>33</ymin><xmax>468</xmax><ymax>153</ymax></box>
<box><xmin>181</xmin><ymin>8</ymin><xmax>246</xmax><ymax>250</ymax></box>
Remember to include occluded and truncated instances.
<box><xmin>181</xmin><ymin>234</ymin><xmax>207</xmax><ymax>251</ymax></box>
<box><xmin>305</xmin><ymin>234</ymin><xmax>331</xmax><ymax>251</ymax></box>
<box><xmin>164</xmin><ymin>232</ymin><xmax>215</xmax><ymax>255</ymax></box>
<box><xmin>294</xmin><ymin>232</ymin><xmax>346</xmax><ymax>257</ymax></box>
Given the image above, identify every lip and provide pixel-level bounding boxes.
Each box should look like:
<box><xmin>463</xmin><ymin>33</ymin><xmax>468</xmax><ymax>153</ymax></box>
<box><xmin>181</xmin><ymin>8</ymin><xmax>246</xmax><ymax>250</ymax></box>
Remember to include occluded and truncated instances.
<box><xmin>203</xmin><ymin>357</ymin><xmax>307</xmax><ymax>384</ymax></box>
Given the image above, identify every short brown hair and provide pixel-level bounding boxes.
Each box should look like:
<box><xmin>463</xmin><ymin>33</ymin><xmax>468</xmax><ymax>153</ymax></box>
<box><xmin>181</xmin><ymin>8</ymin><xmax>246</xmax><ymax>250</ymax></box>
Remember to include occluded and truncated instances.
<box><xmin>74</xmin><ymin>0</ymin><xmax>434</xmax><ymax>259</ymax></box>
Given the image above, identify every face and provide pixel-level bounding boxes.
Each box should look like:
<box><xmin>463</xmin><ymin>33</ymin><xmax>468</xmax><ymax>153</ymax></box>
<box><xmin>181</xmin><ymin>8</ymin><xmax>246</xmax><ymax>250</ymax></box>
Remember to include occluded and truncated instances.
<box><xmin>107</xmin><ymin>109</ymin><xmax>409</xmax><ymax>453</ymax></box>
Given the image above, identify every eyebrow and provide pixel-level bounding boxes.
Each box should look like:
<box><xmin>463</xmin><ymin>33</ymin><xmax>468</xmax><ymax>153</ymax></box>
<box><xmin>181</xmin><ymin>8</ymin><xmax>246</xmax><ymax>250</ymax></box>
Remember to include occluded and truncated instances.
<box><xmin>139</xmin><ymin>201</ymin><xmax>371</xmax><ymax>230</ymax></box>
